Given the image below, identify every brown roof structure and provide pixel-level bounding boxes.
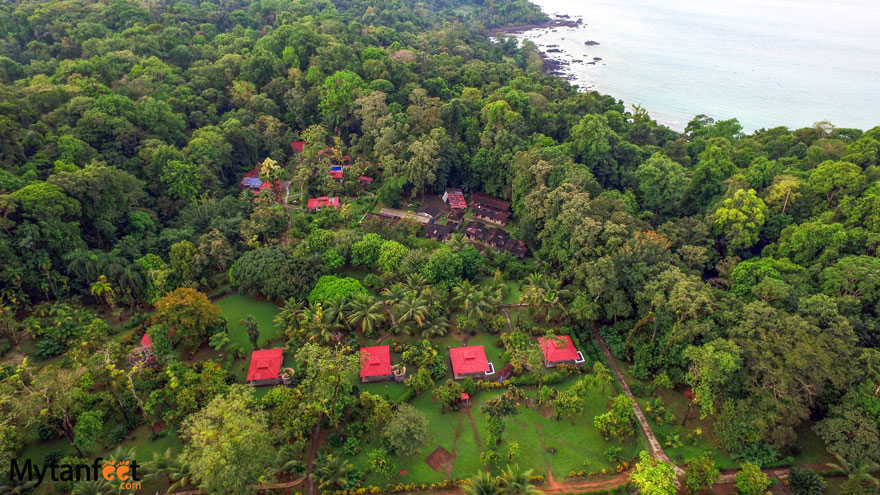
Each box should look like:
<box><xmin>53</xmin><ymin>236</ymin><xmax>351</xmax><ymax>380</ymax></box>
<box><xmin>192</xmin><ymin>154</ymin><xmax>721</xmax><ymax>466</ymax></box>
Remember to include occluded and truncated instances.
<box><xmin>423</xmin><ymin>223</ymin><xmax>454</xmax><ymax>241</ymax></box>
<box><xmin>485</xmin><ymin>228</ymin><xmax>509</xmax><ymax>249</ymax></box>
<box><xmin>470</xmin><ymin>192</ymin><xmax>511</xmax><ymax>212</ymax></box>
<box><xmin>473</xmin><ymin>205</ymin><xmax>510</xmax><ymax>225</ymax></box>
<box><xmin>463</xmin><ymin>220</ymin><xmax>487</xmax><ymax>241</ymax></box>
<box><xmin>502</xmin><ymin>238</ymin><xmax>529</xmax><ymax>259</ymax></box>
<box><xmin>416</xmin><ymin>205</ymin><xmax>443</xmax><ymax>220</ymax></box>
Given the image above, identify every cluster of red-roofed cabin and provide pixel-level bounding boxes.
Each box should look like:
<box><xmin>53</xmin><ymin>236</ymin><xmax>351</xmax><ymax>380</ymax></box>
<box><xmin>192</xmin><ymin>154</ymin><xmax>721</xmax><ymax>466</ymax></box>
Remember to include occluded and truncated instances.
<box><xmin>241</xmin><ymin>336</ymin><xmax>582</xmax><ymax>388</ymax></box>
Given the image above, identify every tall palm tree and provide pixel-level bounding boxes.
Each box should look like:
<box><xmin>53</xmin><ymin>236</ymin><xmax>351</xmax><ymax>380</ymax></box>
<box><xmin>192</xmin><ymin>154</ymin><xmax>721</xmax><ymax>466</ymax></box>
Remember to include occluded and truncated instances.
<box><xmin>452</xmin><ymin>280</ymin><xmax>491</xmax><ymax>322</ymax></box>
<box><xmin>322</xmin><ymin>298</ymin><xmax>349</xmax><ymax>333</ymax></box>
<box><xmin>275</xmin><ymin>298</ymin><xmax>306</xmax><ymax>333</ymax></box>
<box><xmin>165</xmin><ymin>459</ymin><xmax>194</xmax><ymax>494</ymax></box>
<box><xmin>346</xmin><ymin>292</ymin><xmax>386</xmax><ymax>337</ymax></box>
<box><xmin>395</xmin><ymin>292</ymin><xmax>430</xmax><ymax>335</ymax></box>
<box><xmin>421</xmin><ymin>310</ymin><xmax>450</xmax><ymax>338</ymax></box>
<box><xmin>540</xmin><ymin>277</ymin><xmax>570</xmax><ymax>323</ymax></box>
<box><xmin>498</xmin><ymin>466</ymin><xmax>539</xmax><ymax>495</ymax></box>
<box><xmin>117</xmin><ymin>263</ymin><xmax>145</xmax><ymax>303</ymax></box>
<box><xmin>464</xmin><ymin>471</ymin><xmax>502</xmax><ymax>495</ymax></box>
<box><xmin>404</xmin><ymin>273</ymin><xmax>430</xmax><ymax>296</ymax></box>
<box><xmin>381</xmin><ymin>282</ymin><xmax>407</xmax><ymax>307</ymax></box>
<box><xmin>315</xmin><ymin>454</ymin><xmax>355</xmax><ymax>491</ymax></box>
<box><xmin>65</xmin><ymin>248</ymin><xmax>100</xmax><ymax>285</ymax></box>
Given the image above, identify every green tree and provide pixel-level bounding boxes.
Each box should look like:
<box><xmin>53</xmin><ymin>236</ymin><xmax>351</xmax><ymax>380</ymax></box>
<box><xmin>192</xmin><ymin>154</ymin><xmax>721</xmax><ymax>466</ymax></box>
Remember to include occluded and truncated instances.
<box><xmin>151</xmin><ymin>288</ymin><xmax>222</xmax><ymax>355</ymax></box>
<box><xmin>629</xmin><ymin>451</ymin><xmax>677</xmax><ymax>495</ymax></box>
<box><xmin>808</xmin><ymin>160</ymin><xmax>863</xmax><ymax>206</ymax></box>
<box><xmin>160</xmin><ymin>160</ymin><xmax>204</xmax><ymax>200</ymax></box>
<box><xmin>635</xmin><ymin>152</ymin><xmax>689</xmax><ymax>219</ymax></box>
<box><xmin>593</xmin><ymin>394</ymin><xmax>637</xmax><ymax>441</ymax></box>
<box><xmin>180</xmin><ymin>385</ymin><xmax>277</xmax><ymax>495</ymax></box>
<box><xmin>683</xmin><ymin>339</ymin><xmax>742</xmax><ymax>419</ymax></box>
<box><xmin>241</xmin><ymin>315</ymin><xmax>260</xmax><ymax>350</ymax></box>
<box><xmin>712</xmin><ymin>188</ymin><xmax>768</xmax><ymax>252</ymax></box>
<box><xmin>382</xmin><ymin>403</ymin><xmax>429</xmax><ymax>456</ymax></box>
<box><xmin>735</xmin><ymin>462</ymin><xmax>771</xmax><ymax>495</ymax></box>
<box><xmin>377</xmin><ymin>240</ymin><xmax>408</xmax><ymax>273</ymax></box>
<box><xmin>683</xmin><ymin>452</ymin><xmax>720</xmax><ymax>495</ymax></box>
<box><xmin>73</xmin><ymin>410</ymin><xmax>103</xmax><ymax>454</ymax></box>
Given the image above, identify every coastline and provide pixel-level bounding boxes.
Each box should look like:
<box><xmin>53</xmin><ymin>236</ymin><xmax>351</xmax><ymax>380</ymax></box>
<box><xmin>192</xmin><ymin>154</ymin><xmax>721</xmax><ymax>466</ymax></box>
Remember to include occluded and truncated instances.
<box><xmin>489</xmin><ymin>14</ymin><xmax>589</xmax><ymax>82</ymax></box>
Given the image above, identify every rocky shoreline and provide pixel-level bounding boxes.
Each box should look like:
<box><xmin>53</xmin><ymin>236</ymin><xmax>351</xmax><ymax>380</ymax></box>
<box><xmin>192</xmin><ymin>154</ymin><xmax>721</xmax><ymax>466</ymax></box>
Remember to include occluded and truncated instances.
<box><xmin>490</xmin><ymin>14</ymin><xmax>595</xmax><ymax>81</ymax></box>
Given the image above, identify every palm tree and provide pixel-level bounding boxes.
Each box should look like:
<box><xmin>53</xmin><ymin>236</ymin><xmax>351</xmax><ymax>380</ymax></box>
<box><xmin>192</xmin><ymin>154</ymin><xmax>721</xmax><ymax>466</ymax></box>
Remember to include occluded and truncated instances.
<box><xmin>404</xmin><ymin>273</ymin><xmax>430</xmax><ymax>296</ymax></box>
<box><xmin>315</xmin><ymin>454</ymin><xmax>355</xmax><ymax>491</ymax></box>
<box><xmin>65</xmin><ymin>248</ymin><xmax>100</xmax><ymax>285</ymax></box>
<box><xmin>421</xmin><ymin>311</ymin><xmax>450</xmax><ymax>338</ymax></box>
<box><xmin>0</xmin><ymin>478</ymin><xmax>38</xmax><ymax>495</ymax></box>
<box><xmin>828</xmin><ymin>453</ymin><xmax>880</xmax><ymax>490</ymax></box>
<box><xmin>395</xmin><ymin>292</ymin><xmax>430</xmax><ymax>335</ymax></box>
<box><xmin>540</xmin><ymin>277</ymin><xmax>570</xmax><ymax>322</ymax></box>
<box><xmin>382</xmin><ymin>282</ymin><xmax>407</xmax><ymax>307</ymax></box>
<box><xmin>276</xmin><ymin>298</ymin><xmax>306</xmax><ymax>332</ymax></box>
<box><xmin>71</xmin><ymin>479</ymin><xmax>114</xmax><ymax>495</ymax></box>
<box><xmin>346</xmin><ymin>293</ymin><xmax>386</xmax><ymax>337</ymax></box>
<box><xmin>447</xmin><ymin>233</ymin><xmax>467</xmax><ymax>253</ymax></box>
<box><xmin>144</xmin><ymin>448</ymin><xmax>177</xmax><ymax>486</ymax></box>
<box><xmin>499</xmin><ymin>466</ymin><xmax>539</xmax><ymax>495</ymax></box>
<box><xmin>452</xmin><ymin>280</ymin><xmax>491</xmax><ymax>322</ymax></box>
<box><xmin>105</xmin><ymin>445</ymin><xmax>137</xmax><ymax>463</ymax></box>
<box><xmin>165</xmin><ymin>460</ymin><xmax>194</xmax><ymax>494</ymax></box>
<box><xmin>464</xmin><ymin>471</ymin><xmax>502</xmax><ymax>495</ymax></box>
<box><xmin>90</xmin><ymin>275</ymin><xmax>116</xmax><ymax>309</ymax></box>
<box><xmin>116</xmin><ymin>263</ymin><xmax>145</xmax><ymax>304</ymax></box>
<box><xmin>322</xmin><ymin>298</ymin><xmax>349</xmax><ymax>333</ymax></box>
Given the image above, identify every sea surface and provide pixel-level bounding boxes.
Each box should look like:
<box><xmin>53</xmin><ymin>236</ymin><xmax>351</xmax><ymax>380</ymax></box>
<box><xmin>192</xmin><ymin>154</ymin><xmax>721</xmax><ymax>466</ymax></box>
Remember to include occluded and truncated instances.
<box><xmin>515</xmin><ymin>0</ymin><xmax>880</xmax><ymax>132</ymax></box>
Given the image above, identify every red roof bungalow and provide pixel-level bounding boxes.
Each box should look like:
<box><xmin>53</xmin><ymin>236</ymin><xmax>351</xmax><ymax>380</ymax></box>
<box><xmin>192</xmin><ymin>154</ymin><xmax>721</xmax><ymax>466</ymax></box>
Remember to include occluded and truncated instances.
<box><xmin>140</xmin><ymin>328</ymin><xmax>175</xmax><ymax>348</ymax></box>
<box><xmin>360</xmin><ymin>346</ymin><xmax>394</xmax><ymax>383</ymax></box>
<box><xmin>307</xmin><ymin>196</ymin><xmax>340</xmax><ymax>212</ymax></box>
<box><xmin>442</xmin><ymin>188</ymin><xmax>467</xmax><ymax>209</ymax></box>
<box><xmin>450</xmin><ymin>345</ymin><xmax>495</xmax><ymax>380</ymax></box>
<box><xmin>329</xmin><ymin>170</ymin><xmax>343</xmax><ymax>180</ymax></box>
<box><xmin>246</xmin><ymin>348</ymin><xmax>284</xmax><ymax>386</ymax></box>
<box><xmin>538</xmin><ymin>335</ymin><xmax>585</xmax><ymax>367</ymax></box>
<box><xmin>290</xmin><ymin>141</ymin><xmax>306</xmax><ymax>153</ymax></box>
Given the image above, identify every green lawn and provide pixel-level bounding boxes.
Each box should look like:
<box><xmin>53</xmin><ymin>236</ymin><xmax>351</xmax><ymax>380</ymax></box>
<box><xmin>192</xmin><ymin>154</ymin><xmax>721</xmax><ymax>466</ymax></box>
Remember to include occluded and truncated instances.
<box><xmin>215</xmin><ymin>294</ymin><xmax>283</xmax><ymax>352</ymax></box>
<box><xmin>345</xmin><ymin>378</ymin><xmax>643</xmax><ymax>485</ymax></box>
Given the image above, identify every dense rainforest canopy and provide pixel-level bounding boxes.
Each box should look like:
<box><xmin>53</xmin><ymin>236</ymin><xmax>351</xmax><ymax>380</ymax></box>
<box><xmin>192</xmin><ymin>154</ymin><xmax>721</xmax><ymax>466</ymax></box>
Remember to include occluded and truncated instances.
<box><xmin>0</xmin><ymin>0</ymin><xmax>879</xmax><ymax>494</ymax></box>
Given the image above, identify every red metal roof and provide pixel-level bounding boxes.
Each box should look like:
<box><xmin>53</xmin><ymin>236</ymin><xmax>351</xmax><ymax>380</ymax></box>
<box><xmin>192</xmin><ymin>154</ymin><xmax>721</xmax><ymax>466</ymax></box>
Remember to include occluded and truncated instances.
<box><xmin>360</xmin><ymin>346</ymin><xmax>392</xmax><ymax>378</ymax></box>
<box><xmin>445</xmin><ymin>189</ymin><xmax>467</xmax><ymax>209</ymax></box>
<box><xmin>461</xmin><ymin>392</ymin><xmax>470</xmax><ymax>400</ymax></box>
<box><xmin>450</xmin><ymin>346</ymin><xmax>489</xmax><ymax>375</ymax></box>
<box><xmin>140</xmin><ymin>328</ymin><xmax>174</xmax><ymax>348</ymax></box>
<box><xmin>246</xmin><ymin>348</ymin><xmax>284</xmax><ymax>381</ymax></box>
<box><xmin>329</xmin><ymin>170</ymin><xmax>343</xmax><ymax>179</ymax></box>
<box><xmin>359</xmin><ymin>176</ymin><xmax>374</xmax><ymax>182</ymax></box>
<box><xmin>538</xmin><ymin>335</ymin><xmax>579</xmax><ymax>363</ymax></box>
<box><xmin>307</xmin><ymin>196</ymin><xmax>339</xmax><ymax>209</ymax></box>
<box><xmin>290</xmin><ymin>141</ymin><xmax>305</xmax><ymax>153</ymax></box>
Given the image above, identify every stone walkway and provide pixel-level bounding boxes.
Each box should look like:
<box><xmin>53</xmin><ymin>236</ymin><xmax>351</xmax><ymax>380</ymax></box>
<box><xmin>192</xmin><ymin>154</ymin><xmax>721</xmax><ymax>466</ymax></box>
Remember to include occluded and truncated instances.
<box><xmin>590</xmin><ymin>326</ymin><xmax>685</xmax><ymax>477</ymax></box>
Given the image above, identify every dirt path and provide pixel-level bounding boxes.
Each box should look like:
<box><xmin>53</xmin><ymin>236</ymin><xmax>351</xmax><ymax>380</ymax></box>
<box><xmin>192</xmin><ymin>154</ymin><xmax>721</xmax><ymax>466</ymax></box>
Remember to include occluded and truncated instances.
<box><xmin>590</xmin><ymin>326</ymin><xmax>684</xmax><ymax>477</ymax></box>
<box><xmin>501</xmin><ymin>307</ymin><xmax>514</xmax><ymax>332</ymax></box>
<box><xmin>464</xmin><ymin>408</ymin><xmax>482</xmax><ymax>449</ymax></box>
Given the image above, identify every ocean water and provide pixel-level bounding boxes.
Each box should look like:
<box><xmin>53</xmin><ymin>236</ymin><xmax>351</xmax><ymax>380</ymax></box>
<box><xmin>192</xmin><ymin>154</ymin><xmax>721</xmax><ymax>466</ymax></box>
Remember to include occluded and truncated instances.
<box><xmin>516</xmin><ymin>0</ymin><xmax>880</xmax><ymax>132</ymax></box>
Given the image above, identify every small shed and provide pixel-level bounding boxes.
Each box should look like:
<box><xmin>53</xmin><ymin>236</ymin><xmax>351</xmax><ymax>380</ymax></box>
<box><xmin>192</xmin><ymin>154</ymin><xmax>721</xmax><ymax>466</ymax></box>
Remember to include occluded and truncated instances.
<box><xmin>450</xmin><ymin>346</ymin><xmax>495</xmax><ymax>380</ymax></box>
<box><xmin>360</xmin><ymin>346</ymin><xmax>394</xmax><ymax>383</ymax></box>
<box><xmin>246</xmin><ymin>348</ymin><xmax>285</xmax><ymax>386</ymax></box>
<box><xmin>442</xmin><ymin>188</ymin><xmax>467</xmax><ymax>209</ymax></box>
<box><xmin>538</xmin><ymin>335</ymin><xmax>585</xmax><ymax>367</ymax></box>
<box><xmin>359</xmin><ymin>176</ymin><xmax>374</xmax><ymax>187</ymax></box>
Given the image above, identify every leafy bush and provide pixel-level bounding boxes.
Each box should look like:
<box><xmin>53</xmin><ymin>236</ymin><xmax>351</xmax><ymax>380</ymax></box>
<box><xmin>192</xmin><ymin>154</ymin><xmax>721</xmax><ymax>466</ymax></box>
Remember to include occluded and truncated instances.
<box><xmin>787</xmin><ymin>467</ymin><xmax>825</xmax><ymax>495</ymax></box>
